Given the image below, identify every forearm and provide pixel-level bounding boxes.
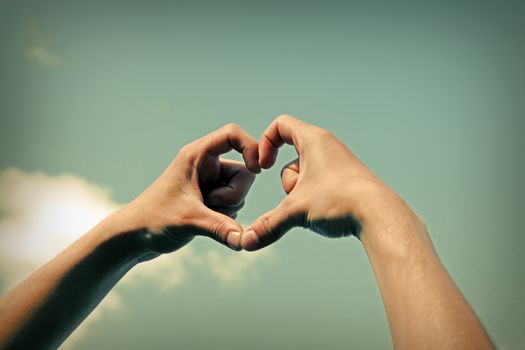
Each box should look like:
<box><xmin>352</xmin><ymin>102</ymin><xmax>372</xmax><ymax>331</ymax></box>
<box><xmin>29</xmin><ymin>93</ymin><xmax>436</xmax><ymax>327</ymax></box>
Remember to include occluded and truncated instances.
<box><xmin>0</xmin><ymin>211</ymin><xmax>144</xmax><ymax>349</ymax></box>
<box><xmin>360</xmin><ymin>194</ymin><xmax>494</xmax><ymax>349</ymax></box>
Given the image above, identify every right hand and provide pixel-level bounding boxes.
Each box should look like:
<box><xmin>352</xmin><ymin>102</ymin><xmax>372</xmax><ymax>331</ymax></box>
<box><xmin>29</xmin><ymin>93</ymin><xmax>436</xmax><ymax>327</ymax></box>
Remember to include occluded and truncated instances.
<box><xmin>241</xmin><ymin>114</ymin><xmax>420</xmax><ymax>251</ymax></box>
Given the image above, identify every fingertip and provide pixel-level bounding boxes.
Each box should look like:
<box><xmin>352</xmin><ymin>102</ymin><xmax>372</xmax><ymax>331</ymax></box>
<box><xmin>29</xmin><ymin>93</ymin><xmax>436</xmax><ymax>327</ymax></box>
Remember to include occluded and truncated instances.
<box><xmin>241</xmin><ymin>228</ymin><xmax>261</xmax><ymax>251</ymax></box>
<box><xmin>259</xmin><ymin>141</ymin><xmax>278</xmax><ymax>169</ymax></box>
<box><xmin>243</xmin><ymin>144</ymin><xmax>261</xmax><ymax>174</ymax></box>
<box><xmin>260</xmin><ymin>154</ymin><xmax>277</xmax><ymax>169</ymax></box>
<box><xmin>194</xmin><ymin>205</ymin><xmax>244</xmax><ymax>250</ymax></box>
<box><xmin>248</xmin><ymin>161</ymin><xmax>262</xmax><ymax>174</ymax></box>
<box><xmin>226</xmin><ymin>230</ymin><xmax>242</xmax><ymax>251</ymax></box>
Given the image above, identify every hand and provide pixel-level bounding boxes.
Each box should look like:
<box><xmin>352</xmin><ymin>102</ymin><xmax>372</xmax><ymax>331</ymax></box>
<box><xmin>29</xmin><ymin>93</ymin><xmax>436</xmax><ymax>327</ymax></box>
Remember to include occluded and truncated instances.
<box><xmin>241</xmin><ymin>114</ymin><xmax>414</xmax><ymax>250</ymax></box>
<box><xmin>119</xmin><ymin>123</ymin><xmax>260</xmax><ymax>257</ymax></box>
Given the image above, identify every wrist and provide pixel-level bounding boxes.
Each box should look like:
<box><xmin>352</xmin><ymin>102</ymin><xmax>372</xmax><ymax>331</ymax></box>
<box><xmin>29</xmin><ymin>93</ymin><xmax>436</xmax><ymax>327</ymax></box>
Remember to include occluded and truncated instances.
<box><xmin>102</xmin><ymin>202</ymin><xmax>192</xmax><ymax>261</ymax></box>
<box><xmin>349</xmin><ymin>182</ymin><xmax>432</xmax><ymax>260</ymax></box>
<box><xmin>94</xmin><ymin>208</ymin><xmax>159</xmax><ymax>264</ymax></box>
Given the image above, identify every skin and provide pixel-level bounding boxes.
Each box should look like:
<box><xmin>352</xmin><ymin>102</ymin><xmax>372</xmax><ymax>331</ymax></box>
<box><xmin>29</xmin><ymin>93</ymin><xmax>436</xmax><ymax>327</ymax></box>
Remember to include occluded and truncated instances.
<box><xmin>0</xmin><ymin>116</ymin><xmax>494</xmax><ymax>349</ymax></box>
<box><xmin>241</xmin><ymin>114</ymin><xmax>495</xmax><ymax>349</ymax></box>
<box><xmin>0</xmin><ymin>123</ymin><xmax>260</xmax><ymax>349</ymax></box>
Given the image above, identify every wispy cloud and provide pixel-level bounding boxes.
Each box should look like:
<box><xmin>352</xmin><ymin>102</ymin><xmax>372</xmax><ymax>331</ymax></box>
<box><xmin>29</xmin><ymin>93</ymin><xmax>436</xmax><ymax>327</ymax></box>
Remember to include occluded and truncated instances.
<box><xmin>23</xmin><ymin>27</ymin><xmax>63</xmax><ymax>67</ymax></box>
<box><xmin>0</xmin><ymin>168</ymin><xmax>271</xmax><ymax>349</ymax></box>
<box><xmin>27</xmin><ymin>46</ymin><xmax>63</xmax><ymax>67</ymax></box>
<box><xmin>204</xmin><ymin>249</ymin><xmax>270</xmax><ymax>284</ymax></box>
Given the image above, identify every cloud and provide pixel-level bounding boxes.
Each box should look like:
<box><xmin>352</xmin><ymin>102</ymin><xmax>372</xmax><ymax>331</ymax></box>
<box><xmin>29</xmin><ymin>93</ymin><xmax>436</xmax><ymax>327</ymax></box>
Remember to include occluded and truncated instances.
<box><xmin>28</xmin><ymin>46</ymin><xmax>63</xmax><ymax>67</ymax></box>
<box><xmin>0</xmin><ymin>168</ymin><xmax>120</xmax><ymax>348</ymax></box>
<box><xmin>61</xmin><ymin>246</ymin><xmax>274</xmax><ymax>350</ymax></box>
<box><xmin>24</xmin><ymin>28</ymin><xmax>63</xmax><ymax>67</ymax></box>
<box><xmin>61</xmin><ymin>292</ymin><xmax>124</xmax><ymax>350</ymax></box>
<box><xmin>204</xmin><ymin>249</ymin><xmax>271</xmax><ymax>284</ymax></box>
<box><xmin>0</xmin><ymin>168</ymin><xmax>271</xmax><ymax>349</ymax></box>
<box><xmin>0</xmin><ymin>168</ymin><xmax>120</xmax><ymax>289</ymax></box>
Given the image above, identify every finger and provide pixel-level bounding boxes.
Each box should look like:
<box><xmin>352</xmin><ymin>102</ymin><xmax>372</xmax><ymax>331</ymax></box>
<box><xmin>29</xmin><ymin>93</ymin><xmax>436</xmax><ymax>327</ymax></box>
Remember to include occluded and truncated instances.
<box><xmin>259</xmin><ymin>114</ymin><xmax>310</xmax><ymax>169</ymax></box>
<box><xmin>209</xmin><ymin>200</ymin><xmax>245</xmax><ymax>216</ymax></box>
<box><xmin>241</xmin><ymin>200</ymin><xmax>303</xmax><ymax>251</ymax></box>
<box><xmin>199</xmin><ymin>124</ymin><xmax>260</xmax><ymax>173</ymax></box>
<box><xmin>192</xmin><ymin>204</ymin><xmax>244</xmax><ymax>251</ymax></box>
<box><xmin>206</xmin><ymin>160</ymin><xmax>255</xmax><ymax>207</ymax></box>
<box><xmin>280</xmin><ymin>158</ymin><xmax>300</xmax><ymax>194</ymax></box>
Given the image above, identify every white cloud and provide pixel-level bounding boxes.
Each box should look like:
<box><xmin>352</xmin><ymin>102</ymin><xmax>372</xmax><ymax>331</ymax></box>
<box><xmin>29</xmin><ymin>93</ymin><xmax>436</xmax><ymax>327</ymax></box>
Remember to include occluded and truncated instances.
<box><xmin>204</xmin><ymin>249</ymin><xmax>271</xmax><ymax>284</ymax></box>
<box><xmin>60</xmin><ymin>246</ymin><xmax>273</xmax><ymax>349</ymax></box>
<box><xmin>0</xmin><ymin>168</ymin><xmax>271</xmax><ymax>349</ymax></box>
<box><xmin>28</xmin><ymin>46</ymin><xmax>63</xmax><ymax>67</ymax></box>
<box><xmin>0</xmin><ymin>168</ymin><xmax>120</xmax><ymax>289</ymax></box>
<box><xmin>0</xmin><ymin>168</ymin><xmax>121</xmax><ymax>349</ymax></box>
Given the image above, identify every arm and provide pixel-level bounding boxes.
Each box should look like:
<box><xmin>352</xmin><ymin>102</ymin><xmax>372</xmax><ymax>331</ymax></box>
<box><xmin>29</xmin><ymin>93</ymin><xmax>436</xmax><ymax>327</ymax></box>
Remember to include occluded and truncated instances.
<box><xmin>242</xmin><ymin>114</ymin><xmax>494</xmax><ymax>349</ymax></box>
<box><xmin>0</xmin><ymin>123</ymin><xmax>260</xmax><ymax>349</ymax></box>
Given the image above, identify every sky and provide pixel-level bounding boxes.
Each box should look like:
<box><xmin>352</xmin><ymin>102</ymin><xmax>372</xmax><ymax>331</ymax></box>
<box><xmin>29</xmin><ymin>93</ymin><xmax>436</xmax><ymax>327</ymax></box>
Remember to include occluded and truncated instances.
<box><xmin>0</xmin><ymin>0</ymin><xmax>524</xmax><ymax>349</ymax></box>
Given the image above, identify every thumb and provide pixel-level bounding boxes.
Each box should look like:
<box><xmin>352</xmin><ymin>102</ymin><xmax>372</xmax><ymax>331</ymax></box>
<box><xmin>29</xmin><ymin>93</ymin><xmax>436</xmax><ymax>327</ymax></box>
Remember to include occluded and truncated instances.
<box><xmin>241</xmin><ymin>200</ymin><xmax>303</xmax><ymax>251</ymax></box>
<box><xmin>192</xmin><ymin>204</ymin><xmax>244</xmax><ymax>251</ymax></box>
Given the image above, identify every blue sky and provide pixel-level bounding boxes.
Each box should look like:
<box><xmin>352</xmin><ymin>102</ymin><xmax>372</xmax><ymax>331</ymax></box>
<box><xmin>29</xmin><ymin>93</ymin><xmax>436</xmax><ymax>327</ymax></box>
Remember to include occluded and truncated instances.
<box><xmin>1</xmin><ymin>0</ymin><xmax>524</xmax><ymax>348</ymax></box>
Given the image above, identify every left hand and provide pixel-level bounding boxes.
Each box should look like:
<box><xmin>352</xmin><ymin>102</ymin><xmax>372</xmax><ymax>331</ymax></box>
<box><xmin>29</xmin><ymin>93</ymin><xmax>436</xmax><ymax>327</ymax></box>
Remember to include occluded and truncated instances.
<box><xmin>117</xmin><ymin>123</ymin><xmax>260</xmax><ymax>258</ymax></box>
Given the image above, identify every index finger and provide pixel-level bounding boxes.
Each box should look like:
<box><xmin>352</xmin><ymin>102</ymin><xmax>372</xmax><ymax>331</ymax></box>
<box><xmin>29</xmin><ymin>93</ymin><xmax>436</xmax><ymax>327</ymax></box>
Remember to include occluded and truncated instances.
<box><xmin>259</xmin><ymin>114</ymin><xmax>310</xmax><ymax>169</ymax></box>
<box><xmin>199</xmin><ymin>123</ymin><xmax>261</xmax><ymax>173</ymax></box>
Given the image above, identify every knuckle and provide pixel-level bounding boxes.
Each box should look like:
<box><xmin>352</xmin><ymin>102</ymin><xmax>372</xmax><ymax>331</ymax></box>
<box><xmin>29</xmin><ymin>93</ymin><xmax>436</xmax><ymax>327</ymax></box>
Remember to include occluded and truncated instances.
<box><xmin>314</xmin><ymin>128</ymin><xmax>335</xmax><ymax>143</ymax></box>
<box><xmin>208</xmin><ymin>219</ymin><xmax>227</xmax><ymax>241</ymax></box>
<box><xmin>276</xmin><ymin>113</ymin><xmax>293</xmax><ymax>121</ymax></box>
<box><xmin>177</xmin><ymin>142</ymin><xmax>196</xmax><ymax>159</ymax></box>
<box><xmin>224</xmin><ymin>123</ymin><xmax>241</xmax><ymax>133</ymax></box>
<box><xmin>316</xmin><ymin>127</ymin><xmax>333</xmax><ymax>138</ymax></box>
<box><xmin>215</xmin><ymin>191</ymin><xmax>237</xmax><ymax>206</ymax></box>
<box><xmin>227</xmin><ymin>194</ymin><xmax>245</xmax><ymax>207</ymax></box>
<box><xmin>261</xmin><ymin>215</ymin><xmax>278</xmax><ymax>241</ymax></box>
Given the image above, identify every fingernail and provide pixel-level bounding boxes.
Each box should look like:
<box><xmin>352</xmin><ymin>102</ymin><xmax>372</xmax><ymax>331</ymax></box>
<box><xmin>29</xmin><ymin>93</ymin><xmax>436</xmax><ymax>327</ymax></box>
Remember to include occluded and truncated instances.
<box><xmin>241</xmin><ymin>229</ymin><xmax>260</xmax><ymax>250</ymax></box>
<box><xmin>226</xmin><ymin>230</ymin><xmax>241</xmax><ymax>251</ymax></box>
